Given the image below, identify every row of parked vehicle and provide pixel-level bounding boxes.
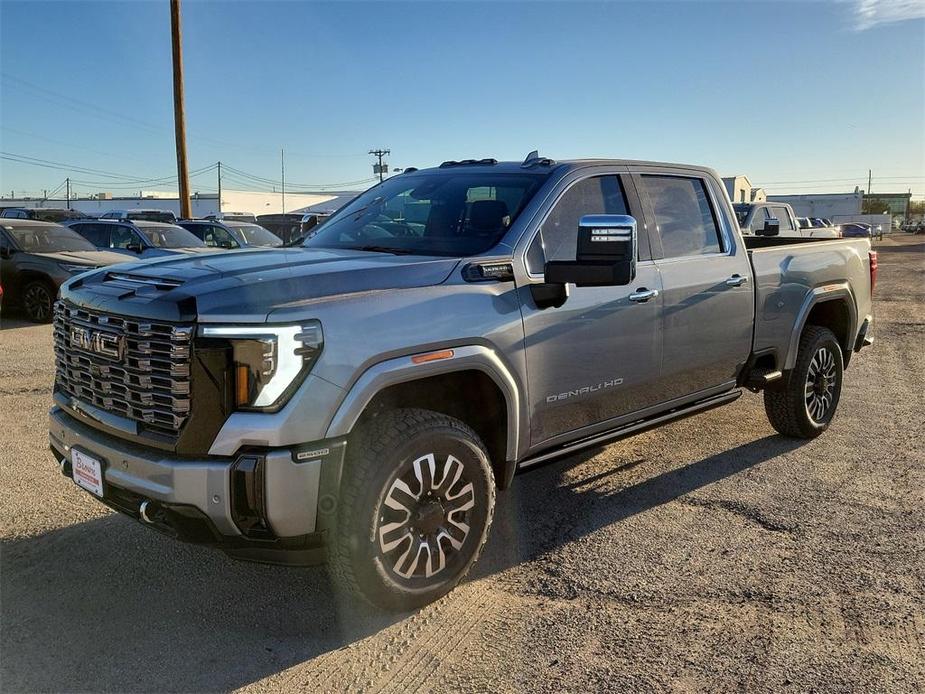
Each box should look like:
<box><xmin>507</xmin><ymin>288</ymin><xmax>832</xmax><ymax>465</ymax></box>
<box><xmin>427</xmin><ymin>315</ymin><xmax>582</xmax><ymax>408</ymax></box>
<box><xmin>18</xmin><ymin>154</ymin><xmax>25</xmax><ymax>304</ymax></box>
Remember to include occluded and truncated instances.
<box><xmin>0</xmin><ymin>207</ymin><xmax>332</xmax><ymax>322</ymax></box>
<box><xmin>900</xmin><ymin>220</ymin><xmax>925</xmax><ymax>233</ymax></box>
<box><xmin>731</xmin><ymin>202</ymin><xmax>885</xmax><ymax>240</ymax></box>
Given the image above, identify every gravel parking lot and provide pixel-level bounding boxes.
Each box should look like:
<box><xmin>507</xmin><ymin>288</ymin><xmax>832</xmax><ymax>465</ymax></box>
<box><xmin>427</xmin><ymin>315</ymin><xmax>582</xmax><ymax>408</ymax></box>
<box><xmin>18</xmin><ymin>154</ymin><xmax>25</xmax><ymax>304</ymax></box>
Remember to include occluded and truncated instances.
<box><xmin>1</xmin><ymin>235</ymin><xmax>922</xmax><ymax>693</ymax></box>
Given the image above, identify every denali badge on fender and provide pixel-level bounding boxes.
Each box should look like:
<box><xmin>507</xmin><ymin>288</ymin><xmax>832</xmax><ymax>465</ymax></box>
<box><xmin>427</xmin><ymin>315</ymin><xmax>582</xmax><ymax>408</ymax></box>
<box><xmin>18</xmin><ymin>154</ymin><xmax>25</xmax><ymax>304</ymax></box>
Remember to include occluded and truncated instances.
<box><xmin>69</xmin><ymin>326</ymin><xmax>124</xmax><ymax>360</ymax></box>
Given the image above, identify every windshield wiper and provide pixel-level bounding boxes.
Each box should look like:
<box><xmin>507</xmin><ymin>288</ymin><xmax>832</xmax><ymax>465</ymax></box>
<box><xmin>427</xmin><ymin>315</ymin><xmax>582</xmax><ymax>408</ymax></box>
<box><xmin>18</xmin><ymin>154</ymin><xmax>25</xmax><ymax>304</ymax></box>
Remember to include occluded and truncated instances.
<box><xmin>353</xmin><ymin>245</ymin><xmax>415</xmax><ymax>255</ymax></box>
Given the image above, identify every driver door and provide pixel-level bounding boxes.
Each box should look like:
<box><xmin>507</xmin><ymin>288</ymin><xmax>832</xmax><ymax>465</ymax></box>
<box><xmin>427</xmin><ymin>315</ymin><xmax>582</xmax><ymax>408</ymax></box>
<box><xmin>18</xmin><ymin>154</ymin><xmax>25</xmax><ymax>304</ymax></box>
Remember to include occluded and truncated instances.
<box><xmin>518</xmin><ymin>171</ymin><xmax>663</xmax><ymax>449</ymax></box>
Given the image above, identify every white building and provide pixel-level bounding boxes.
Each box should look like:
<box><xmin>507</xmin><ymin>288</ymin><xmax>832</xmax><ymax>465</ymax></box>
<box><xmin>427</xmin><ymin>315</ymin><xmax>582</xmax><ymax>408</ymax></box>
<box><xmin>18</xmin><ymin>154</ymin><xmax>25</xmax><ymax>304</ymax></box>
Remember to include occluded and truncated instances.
<box><xmin>766</xmin><ymin>192</ymin><xmax>862</xmax><ymax>218</ymax></box>
<box><xmin>722</xmin><ymin>175</ymin><xmax>765</xmax><ymax>203</ymax></box>
<box><xmin>0</xmin><ymin>188</ymin><xmax>364</xmax><ymax>218</ymax></box>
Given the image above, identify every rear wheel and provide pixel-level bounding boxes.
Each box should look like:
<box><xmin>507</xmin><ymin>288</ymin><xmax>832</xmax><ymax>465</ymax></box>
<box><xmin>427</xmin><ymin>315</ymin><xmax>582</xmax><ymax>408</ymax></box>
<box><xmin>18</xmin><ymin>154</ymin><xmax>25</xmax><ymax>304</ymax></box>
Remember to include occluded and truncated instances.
<box><xmin>22</xmin><ymin>280</ymin><xmax>55</xmax><ymax>323</ymax></box>
<box><xmin>764</xmin><ymin>325</ymin><xmax>843</xmax><ymax>438</ymax></box>
<box><xmin>328</xmin><ymin>408</ymin><xmax>495</xmax><ymax>611</ymax></box>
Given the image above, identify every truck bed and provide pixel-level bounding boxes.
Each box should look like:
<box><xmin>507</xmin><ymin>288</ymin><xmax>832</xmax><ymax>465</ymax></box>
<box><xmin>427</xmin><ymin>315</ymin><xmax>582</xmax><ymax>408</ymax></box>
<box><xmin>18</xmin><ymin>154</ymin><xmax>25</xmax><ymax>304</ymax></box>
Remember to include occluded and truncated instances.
<box><xmin>747</xmin><ymin>236</ymin><xmax>873</xmax><ymax>370</ymax></box>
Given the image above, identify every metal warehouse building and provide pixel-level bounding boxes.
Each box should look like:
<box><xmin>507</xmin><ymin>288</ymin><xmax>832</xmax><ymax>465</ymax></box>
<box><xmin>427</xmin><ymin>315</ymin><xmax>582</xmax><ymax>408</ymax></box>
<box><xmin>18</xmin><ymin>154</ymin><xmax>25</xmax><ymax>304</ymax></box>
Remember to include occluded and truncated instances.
<box><xmin>766</xmin><ymin>192</ymin><xmax>863</xmax><ymax>218</ymax></box>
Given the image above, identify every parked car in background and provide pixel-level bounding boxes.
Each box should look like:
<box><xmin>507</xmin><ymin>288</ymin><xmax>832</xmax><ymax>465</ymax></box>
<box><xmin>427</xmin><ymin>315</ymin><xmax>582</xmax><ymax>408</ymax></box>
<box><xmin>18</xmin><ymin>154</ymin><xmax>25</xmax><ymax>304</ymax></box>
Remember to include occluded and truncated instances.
<box><xmin>0</xmin><ymin>219</ymin><xmax>128</xmax><ymax>322</ymax></box>
<box><xmin>64</xmin><ymin>219</ymin><xmax>214</xmax><ymax>259</ymax></box>
<box><xmin>734</xmin><ymin>203</ymin><xmax>839</xmax><ymax>238</ymax></box>
<box><xmin>255</xmin><ymin>213</ymin><xmax>304</xmax><ymax>244</ymax></box>
<box><xmin>0</xmin><ymin>207</ymin><xmax>91</xmax><ymax>222</ymax></box>
<box><xmin>100</xmin><ymin>209</ymin><xmax>178</xmax><ymax>223</ymax></box>
<box><xmin>177</xmin><ymin>219</ymin><xmax>282</xmax><ymax>248</ymax></box>
<box><xmin>204</xmin><ymin>212</ymin><xmax>257</xmax><ymax>223</ymax></box>
<box><xmin>840</xmin><ymin>223</ymin><xmax>872</xmax><ymax>238</ymax></box>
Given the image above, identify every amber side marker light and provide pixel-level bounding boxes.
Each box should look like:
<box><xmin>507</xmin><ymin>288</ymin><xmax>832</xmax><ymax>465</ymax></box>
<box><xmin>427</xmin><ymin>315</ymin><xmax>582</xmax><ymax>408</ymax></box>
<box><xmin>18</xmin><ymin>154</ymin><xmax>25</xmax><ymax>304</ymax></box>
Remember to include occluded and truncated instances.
<box><xmin>411</xmin><ymin>349</ymin><xmax>455</xmax><ymax>365</ymax></box>
<box><xmin>235</xmin><ymin>364</ymin><xmax>251</xmax><ymax>406</ymax></box>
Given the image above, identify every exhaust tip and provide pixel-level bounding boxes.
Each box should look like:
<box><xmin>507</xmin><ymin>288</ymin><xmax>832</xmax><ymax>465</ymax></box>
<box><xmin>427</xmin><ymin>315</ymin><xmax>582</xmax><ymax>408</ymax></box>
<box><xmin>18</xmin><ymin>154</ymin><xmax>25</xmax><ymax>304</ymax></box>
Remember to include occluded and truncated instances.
<box><xmin>139</xmin><ymin>500</ymin><xmax>156</xmax><ymax>524</ymax></box>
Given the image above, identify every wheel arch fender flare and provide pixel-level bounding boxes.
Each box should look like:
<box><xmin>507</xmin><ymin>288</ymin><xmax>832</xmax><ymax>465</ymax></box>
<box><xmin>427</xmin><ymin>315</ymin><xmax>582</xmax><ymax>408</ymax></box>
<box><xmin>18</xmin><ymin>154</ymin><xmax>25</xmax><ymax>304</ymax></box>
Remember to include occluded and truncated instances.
<box><xmin>784</xmin><ymin>283</ymin><xmax>857</xmax><ymax>371</ymax></box>
<box><xmin>324</xmin><ymin>345</ymin><xmax>523</xmax><ymax>462</ymax></box>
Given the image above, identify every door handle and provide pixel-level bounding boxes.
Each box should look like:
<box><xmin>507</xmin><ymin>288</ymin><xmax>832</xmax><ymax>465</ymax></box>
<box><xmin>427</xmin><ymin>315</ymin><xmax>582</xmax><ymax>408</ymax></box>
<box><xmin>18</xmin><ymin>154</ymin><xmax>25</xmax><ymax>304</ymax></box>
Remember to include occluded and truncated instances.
<box><xmin>725</xmin><ymin>274</ymin><xmax>749</xmax><ymax>287</ymax></box>
<box><xmin>628</xmin><ymin>288</ymin><xmax>659</xmax><ymax>303</ymax></box>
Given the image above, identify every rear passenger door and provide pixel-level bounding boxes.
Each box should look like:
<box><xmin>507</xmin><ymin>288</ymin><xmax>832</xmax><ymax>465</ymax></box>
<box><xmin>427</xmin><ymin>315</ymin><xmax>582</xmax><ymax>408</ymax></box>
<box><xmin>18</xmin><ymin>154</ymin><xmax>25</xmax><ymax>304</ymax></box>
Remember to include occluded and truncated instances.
<box><xmin>635</xmin><ymin>170</ymin><xmax>754</xmax><ymax>402</ymax></box>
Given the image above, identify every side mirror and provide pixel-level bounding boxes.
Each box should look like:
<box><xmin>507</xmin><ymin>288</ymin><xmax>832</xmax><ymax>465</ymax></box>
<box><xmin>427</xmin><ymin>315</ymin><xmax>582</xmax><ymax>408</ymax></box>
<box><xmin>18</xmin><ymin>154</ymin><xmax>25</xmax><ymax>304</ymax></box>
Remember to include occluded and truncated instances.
<box><xmin>127</xmin><ymin>242</ymin><xmax>144</xmax><ymax>254</ymax></box>
<box><xmin>0</xmin><ymin>246</ymin><xmax>14</xmax><ymax>259</ymax></box>
<box><xmin>544</xmin><ymin>214</ymin><xmax>637</xmax><ymax>287</ymax></box>
<box><xmin>757</xmin><ymin>218</ymin><xmax>780</xmax><ymax>237</ymax></box>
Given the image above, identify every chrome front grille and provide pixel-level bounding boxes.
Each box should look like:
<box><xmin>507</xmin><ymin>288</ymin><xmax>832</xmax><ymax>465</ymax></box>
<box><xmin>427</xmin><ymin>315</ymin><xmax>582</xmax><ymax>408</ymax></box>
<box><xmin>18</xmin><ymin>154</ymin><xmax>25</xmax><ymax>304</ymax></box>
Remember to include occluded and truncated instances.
<box><xmin>53</xmin><ymin>301</ymin><xmax>193</xmax><ymax>439</ymax></box>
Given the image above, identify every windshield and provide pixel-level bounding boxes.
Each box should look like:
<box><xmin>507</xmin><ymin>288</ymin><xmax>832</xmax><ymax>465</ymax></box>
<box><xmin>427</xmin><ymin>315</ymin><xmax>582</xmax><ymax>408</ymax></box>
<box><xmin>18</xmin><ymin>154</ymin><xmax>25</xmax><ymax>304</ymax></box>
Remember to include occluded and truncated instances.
<box><xmin>732</xmin><ymin>204</ymin><xmax>751</xmax><ymax>226</ymax></box>
<box><xmin>229</xmin><ymin>223</ymin><xmax>282</xmax><ymax>247</ymax></box>
<box><xmin>138</xmin><ymin>225</ymin><xmax>206</xmax><ymax>248</ymax></box>
<box><xmin>128</xmin><ymin>211</ymin><xmax>176</xmax><ymax>223</ymax></box>
<box><xmin>304</xmin><ymin>171</ymin><xmax>550</xmax><ymax>256</ymax></box>
<box><xmin>7</xmin><ymin>224</ymin><xmax>98</xmax><ymax>252</ymax></box>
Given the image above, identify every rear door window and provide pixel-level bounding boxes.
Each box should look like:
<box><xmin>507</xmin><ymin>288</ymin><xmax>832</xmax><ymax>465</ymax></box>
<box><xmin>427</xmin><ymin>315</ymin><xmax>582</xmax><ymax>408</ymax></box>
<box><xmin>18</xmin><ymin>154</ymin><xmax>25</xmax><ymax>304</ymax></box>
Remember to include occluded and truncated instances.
<box><xmin>770</xmin><ymin>206</ymin><xmax>794</xmax><ymax>232</ymax></box>
<box><xmin>642</xmin><ymin>176</ymin><xmax>723</xmax><ymax>257</ymax></box>
<box><xmin>70</xmin><ymin>223</ymin><xmax>108</xmax><ymax>246</ymax></box>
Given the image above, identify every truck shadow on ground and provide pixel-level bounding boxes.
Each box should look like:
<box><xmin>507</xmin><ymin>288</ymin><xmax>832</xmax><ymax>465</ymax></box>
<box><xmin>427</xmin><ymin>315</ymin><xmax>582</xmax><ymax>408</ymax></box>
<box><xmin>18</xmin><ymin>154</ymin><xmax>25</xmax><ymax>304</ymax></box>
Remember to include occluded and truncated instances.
<box><xmin>1</xmin><ymin>434</ymin><xmax>802</xmax><ymax>692</ymax></box>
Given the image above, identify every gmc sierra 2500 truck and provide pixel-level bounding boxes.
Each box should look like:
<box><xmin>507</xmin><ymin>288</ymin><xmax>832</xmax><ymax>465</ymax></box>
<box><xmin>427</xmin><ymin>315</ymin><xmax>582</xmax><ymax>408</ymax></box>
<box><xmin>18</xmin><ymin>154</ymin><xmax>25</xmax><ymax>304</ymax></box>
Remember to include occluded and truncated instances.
<box><xmin>49</xmin><ymin>155</ymin><xmax>876</xmax><ymax>610</ymax></box>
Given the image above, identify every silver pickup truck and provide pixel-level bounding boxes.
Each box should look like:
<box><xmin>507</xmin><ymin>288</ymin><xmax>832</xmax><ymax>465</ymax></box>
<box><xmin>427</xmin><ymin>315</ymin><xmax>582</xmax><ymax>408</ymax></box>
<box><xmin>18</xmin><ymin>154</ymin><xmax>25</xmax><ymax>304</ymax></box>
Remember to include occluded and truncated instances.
<box><xmin>48</xmin><ymin>155</ymin><xmax>876</xmax><ymax>609</ymax></box>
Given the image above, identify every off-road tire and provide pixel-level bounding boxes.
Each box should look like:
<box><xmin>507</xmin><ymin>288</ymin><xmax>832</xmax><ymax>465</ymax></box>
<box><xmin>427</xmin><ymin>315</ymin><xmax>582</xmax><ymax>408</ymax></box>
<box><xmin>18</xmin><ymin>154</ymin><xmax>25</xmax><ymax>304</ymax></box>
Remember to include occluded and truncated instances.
<box><xmin>764</xmin><ymin>325</ymin><xmax>843</xmax><ymax>438</ymax></box>
<box><xmin>328</xmin><ymin>408</ymin><xmax>496</xmax><ymax>611</ymax></box>
<box><xmin>22</xmin><ymin>279</ymin><xmax>55</xmax><ymax>323</ymax></box>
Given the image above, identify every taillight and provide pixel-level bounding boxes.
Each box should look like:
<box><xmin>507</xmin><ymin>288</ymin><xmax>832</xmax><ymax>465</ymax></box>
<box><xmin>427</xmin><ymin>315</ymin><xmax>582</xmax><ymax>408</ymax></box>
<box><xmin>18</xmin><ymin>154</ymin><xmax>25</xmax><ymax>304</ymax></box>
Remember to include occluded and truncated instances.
<box><xmin>869</xmin><ymin>250</ymin><xmax>878</xmax><ymax>292</ymax></box>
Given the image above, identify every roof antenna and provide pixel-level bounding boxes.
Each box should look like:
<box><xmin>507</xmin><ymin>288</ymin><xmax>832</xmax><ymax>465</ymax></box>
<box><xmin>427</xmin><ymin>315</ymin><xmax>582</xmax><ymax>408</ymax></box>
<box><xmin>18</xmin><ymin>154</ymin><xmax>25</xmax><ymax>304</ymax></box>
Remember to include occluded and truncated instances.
<box><xmin>522</xmin><ymin>150</ymin><xmax>539</xmax><ymax>165</ymax></box>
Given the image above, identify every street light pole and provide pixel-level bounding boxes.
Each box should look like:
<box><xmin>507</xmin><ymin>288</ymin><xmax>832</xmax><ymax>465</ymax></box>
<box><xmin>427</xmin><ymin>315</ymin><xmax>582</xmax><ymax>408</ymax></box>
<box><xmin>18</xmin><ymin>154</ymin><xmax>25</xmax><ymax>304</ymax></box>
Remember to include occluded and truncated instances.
<box><xmin>170</xmin><ymin>0</ymin><xmax>192</xmax><ymax>219</ymax></box>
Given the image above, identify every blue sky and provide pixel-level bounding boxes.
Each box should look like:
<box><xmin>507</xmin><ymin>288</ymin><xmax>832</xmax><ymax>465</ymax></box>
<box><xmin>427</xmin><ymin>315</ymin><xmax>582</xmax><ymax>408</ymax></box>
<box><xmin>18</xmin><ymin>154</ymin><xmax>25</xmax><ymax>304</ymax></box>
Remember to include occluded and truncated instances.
<box><xmin>1</xmin><ymin>1</ymin><xmax>923</xmax><ymax>199</ymax></box>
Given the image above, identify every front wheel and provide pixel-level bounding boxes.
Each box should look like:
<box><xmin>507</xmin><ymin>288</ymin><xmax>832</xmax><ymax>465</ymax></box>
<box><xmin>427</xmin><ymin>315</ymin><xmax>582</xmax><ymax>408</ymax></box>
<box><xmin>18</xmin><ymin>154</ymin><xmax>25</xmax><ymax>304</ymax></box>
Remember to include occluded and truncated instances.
<box><xmin>22</xmin><ymin>280</ymin><xmax>55</xmax><ymax>323</ymax></box>
<box><xmin>764</xmin><ymin>325</ymin><xmax>844</xmax><ymax>438</ymax></box>
<box><xmin>328</xmin><ymin>408</ymin><xmax>496</xmax><ymax>610</ymax></box>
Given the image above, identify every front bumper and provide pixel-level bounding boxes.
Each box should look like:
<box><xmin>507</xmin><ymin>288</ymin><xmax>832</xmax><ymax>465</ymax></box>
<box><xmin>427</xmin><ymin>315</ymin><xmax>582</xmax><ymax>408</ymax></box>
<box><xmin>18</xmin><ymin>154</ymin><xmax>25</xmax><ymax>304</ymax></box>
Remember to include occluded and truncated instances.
<box><xmin>49</xmin><ymin>406</ymin><xmax>345</xmax><ymax>565</ymax></box>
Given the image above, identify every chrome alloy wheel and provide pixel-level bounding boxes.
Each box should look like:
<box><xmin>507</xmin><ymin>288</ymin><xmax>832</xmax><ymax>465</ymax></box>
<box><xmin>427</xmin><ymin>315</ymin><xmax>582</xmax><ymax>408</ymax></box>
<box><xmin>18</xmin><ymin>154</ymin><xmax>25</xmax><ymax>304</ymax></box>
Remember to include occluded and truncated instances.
<box><xmin>805</xmin><ymin>346</ymin><xmax>837</xmax><ymax>423</ymax></box>
<box><xmin>377</xmin><ymin>453</ymin><xmax>475</xmax><ymax>580</ymax></box>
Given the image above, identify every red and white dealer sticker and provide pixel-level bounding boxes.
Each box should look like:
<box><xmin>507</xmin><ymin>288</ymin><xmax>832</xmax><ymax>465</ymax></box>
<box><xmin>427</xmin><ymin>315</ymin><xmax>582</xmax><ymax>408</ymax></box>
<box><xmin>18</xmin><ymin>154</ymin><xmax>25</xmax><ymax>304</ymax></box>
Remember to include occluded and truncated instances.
<box><xmin>72</xmin><ymin>449</ymin><xmax>104</xmax><ymax>498</ymax></box>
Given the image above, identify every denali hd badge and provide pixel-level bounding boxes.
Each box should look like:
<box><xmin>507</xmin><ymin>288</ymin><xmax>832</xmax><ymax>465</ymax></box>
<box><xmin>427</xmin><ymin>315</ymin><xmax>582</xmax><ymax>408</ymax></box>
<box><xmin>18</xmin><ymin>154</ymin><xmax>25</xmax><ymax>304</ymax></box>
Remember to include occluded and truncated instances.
<box><xmin>546</xmin><ymin>378</ymin><xmax>624</xmax><ymax>403</ymax></box>
<box><xmin>70</xmin><ymin>326</ymin><xmax>124</xmax><ymax>360</ymax></box>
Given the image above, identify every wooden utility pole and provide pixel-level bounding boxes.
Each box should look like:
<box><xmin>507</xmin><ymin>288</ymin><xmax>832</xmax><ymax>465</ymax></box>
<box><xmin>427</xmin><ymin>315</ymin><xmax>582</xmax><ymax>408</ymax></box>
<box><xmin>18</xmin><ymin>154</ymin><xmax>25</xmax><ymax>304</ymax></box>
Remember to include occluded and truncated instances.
<box><xmin>281</xmin><ymin>149</ymin><xmax>285</xmax><ymax>213</ymax></box>
<box><xmin>217</xmin><ymin>161</ymin><xmax>222</xmax><ymax>214</ymax></box>
<box><xmin>369</xmin><ymin>149</ymin><xmax>390</xmax><ymax>183</ymax></box>
<box><xmin>170</xmin><ymin>0</ymin><xmax>192</xmax><ymax>219</ymax></box>
<box><xmin>65</xmin><ymin>177</ymin><xmax>70</xmax><ymax>208</ymax></box>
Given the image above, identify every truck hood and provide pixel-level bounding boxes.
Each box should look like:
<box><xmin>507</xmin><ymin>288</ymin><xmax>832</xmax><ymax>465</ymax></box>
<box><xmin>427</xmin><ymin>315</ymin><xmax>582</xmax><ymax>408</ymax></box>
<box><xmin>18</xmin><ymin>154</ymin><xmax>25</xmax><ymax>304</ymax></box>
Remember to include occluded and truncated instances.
<box><xmin>60</xmin><ymin>247</ymin><xmax>461</xmax><ymax>322</ymax></box>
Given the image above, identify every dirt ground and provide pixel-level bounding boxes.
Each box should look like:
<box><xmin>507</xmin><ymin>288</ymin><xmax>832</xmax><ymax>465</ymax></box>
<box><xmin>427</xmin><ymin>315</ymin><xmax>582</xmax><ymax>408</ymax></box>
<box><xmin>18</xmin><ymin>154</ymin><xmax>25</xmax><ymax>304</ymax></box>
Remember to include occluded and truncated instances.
<box><xmin>1</xmin><ymin>235</ymin><xmax>922</xmax><ymax>693</ymax></box>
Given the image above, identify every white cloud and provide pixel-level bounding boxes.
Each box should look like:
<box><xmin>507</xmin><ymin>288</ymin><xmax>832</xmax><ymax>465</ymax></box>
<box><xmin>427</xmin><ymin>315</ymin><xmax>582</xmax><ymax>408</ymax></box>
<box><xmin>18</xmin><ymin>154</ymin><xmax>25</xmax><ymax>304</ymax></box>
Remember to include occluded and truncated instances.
<box><xmin>853</xmin><ymin>0</ymin><xmax>925</xmax><ymax>31</ymax></box>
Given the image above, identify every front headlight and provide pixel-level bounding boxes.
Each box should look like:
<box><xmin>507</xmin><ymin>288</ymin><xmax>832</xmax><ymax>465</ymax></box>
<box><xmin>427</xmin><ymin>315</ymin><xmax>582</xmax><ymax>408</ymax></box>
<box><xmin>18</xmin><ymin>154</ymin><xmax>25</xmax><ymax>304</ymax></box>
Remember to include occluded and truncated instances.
<box><xmin>199</xmin><ymin>321</ymin><xmax>323</xmax><ymax>411</ymax></box>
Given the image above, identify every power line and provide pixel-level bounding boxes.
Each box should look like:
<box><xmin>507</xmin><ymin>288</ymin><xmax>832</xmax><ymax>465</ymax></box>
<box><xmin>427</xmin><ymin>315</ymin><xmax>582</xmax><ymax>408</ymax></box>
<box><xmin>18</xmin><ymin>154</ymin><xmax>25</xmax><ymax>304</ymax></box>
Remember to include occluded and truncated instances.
<box><xmin>0</xmin><ymin>151</ymin><xmax>216</xmax><ymax>183</ymax></box>
<box><xmin>1</xmin><ymin>72</ymin><xmax>371</xmax><ymax>160</ymax></box>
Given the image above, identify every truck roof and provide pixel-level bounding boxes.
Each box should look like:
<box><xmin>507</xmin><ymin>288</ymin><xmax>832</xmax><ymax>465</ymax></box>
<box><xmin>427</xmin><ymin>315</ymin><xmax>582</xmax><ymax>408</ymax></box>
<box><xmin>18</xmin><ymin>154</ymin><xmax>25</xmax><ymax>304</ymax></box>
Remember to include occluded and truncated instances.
<box><xmin>409</xmin><ymin>158</ymin><xmax>719</xmax><ymax>178</ymax></box>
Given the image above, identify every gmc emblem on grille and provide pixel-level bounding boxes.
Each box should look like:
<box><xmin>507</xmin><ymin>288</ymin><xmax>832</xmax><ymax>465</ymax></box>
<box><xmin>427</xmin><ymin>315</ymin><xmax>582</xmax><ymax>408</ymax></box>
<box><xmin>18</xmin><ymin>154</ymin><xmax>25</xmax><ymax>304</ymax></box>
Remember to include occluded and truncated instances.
<box><xmin>70</xmin><ymin>326</ymin><xmax>124</xmax><ymax>360</ymax></box>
